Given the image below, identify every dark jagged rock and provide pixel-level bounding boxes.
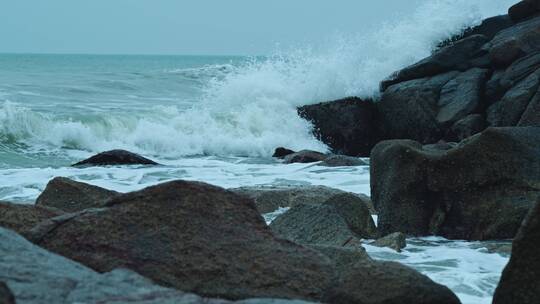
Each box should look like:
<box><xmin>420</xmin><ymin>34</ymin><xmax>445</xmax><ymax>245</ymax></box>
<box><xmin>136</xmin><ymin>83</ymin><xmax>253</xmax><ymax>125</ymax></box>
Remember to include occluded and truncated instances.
<box><xmin>438</xmin><ymin>15</ymin><xmax>513</xmax><ymax>48</ymax></box>
<box><xmin>519</xmin><ymin>89</ymin><xmax>540</xmax><ymax>126</ymax></box>
<box><xmin>489</xmin><ymin>16</ymin><xmax>540</xmax><ymax>67</ymax></box>
<box><xmin>308</xmin><ymin>245</ymin><xmax>371</xmax><ymax>273</ymax></box>
<box><xmin>371</xmin><ymin>232</ymin><xmax>407</xmax><ymax>253</ymax></box>
<box><xmin>485</xmin><ymin>70</ymin><xmax>508</xmax><ymax>104</ymax></box>
<box><xmin>0</xmin><ymin>282</ymin><xmax>14</xmax><ymax>304</ymax></box>
<box><xmin>298</xmin><ymin>97</ymin><xmax>378</xmax><ymax>157</ymax></box>
<box><xmin>323</xmin><ymin>260</ymin><xmax>461</xmax><ymax>304</ymax></box>
<box><xmin>283</xmin><ymin>150</ymin><xmax>328</xmax><ymax>164</ymax></box>
<box><xmin>33</xmin><ymin>180</ymin><xmax>335</xmax><ymax>301</ymax></box>
<box><xmin>231</xmin><ymin>185</ymin><xmax>375</xmax><ymax>214</ymax></box>
<box><xmin>436</xmin><ymin>68</ymin><xmax>489</xmax><ymax>125</ymax></box>
<box><xmin>371</xmin><ymin>127</ymin><xmax>540</xmax><ymax>240</ymax></box>
<box><xmin>0</xmin><ymin>227</ymin><xmax>314</xmax><ymax>304</ymax></box>
<box><xmin>272</xmin><ymin>147</ymin><xmax>295</xmax><ymax>158</ymax></box>
<box><xmin>270</xmin><ymin>193</ymin><xmax>377</xmax><ymax>246</ymax></box>
<box><xmin>488</xmin><ymin>68</ymin><xmax>540</xmax><ymax>126</ymax></box>
<box><xmin>381</xmin><ymin>35</ymin><xmax>489</xmax><ymax>91</ymax></box>
<box><xmin>509</xmin><ymin>0</ymin><xmax>540</xmax><ymax>22</ymax></box>
<box><xmin>318</xmin><ymin>155</ymin><xmax>368</xmax><ymax>167</ymax></box>
<box><xmin>499</xmin><ymin>53</ymin><xmax>540</xmax><ymax>89</ymax></box>
<box><xmin>72</xmin><ymin>149</ymin><xmax>159</xmax><ymax>167</ymax></box>
<box><xmin>378</xmin><ymin>72</ymin><xmax>458</xmax><ymax>143</ymax></box>
<box><xmin>449</xmin><ymin>114</ymin><xmax>487</xmax><ymax>141</ymax></box>
<box><xmin>493</xmin><ymin>198</ymin><xmax>540</xmax><ymax>304</ymax></box>
<box><xmin>36</xmin><ymin>177</ymin><xmax>120</xmax><ymax>213</ymax></box>
<box><xmin>0</xmin><ymin>201</ymin><xmax>63</xmax><ymax>235</ymax></box>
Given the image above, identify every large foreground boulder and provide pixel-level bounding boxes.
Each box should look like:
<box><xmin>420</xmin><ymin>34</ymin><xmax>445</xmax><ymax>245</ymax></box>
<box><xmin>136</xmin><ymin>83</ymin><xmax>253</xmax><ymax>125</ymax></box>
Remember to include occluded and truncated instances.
<box><xmin>298</xmin><ymin>97</ymin><xmax>378</xmax><ymax>157</ymax></box>
<box><xmin>36</xmin><ymin>177</ymin><xmax>120</xmax><ymax>213</ymax></box>
<box><xmin>231</xmin><ymin>185</ymin><xmax>375</xmax><ymax>214</ymax></box>
<box><xmin>72</xmin><ymin>149</ymin><xmax>159</xmax><ymax>167</ymax></box>
<box><xmin>493</xmin><ymin>198</ymin><xmax>540</xmax><ymax>304</ymax></box>
<box><xmin>371</xmin><ymin>127</ymin><xmax>540</xmax><ymax>240</ymax></box>
<box><xmin>32</xmin><ymin>180</ymin><xmax>335</xmax><ymax>301</ymax></box>
<box><xmin>0</xmin><ymin>227</ymin><xmax>313</xmax><ymax>304</ymax></box>
<box><xmin>0</xmin><ymin>201</ymin><xmax>62</xmax><ymax>235</ymax></box>
<box><xmin>30</xmin><ymin>180</ymin><xmax>460</xmax><ymax>303</ymax></box>
<box><xmin>270</xmin><ymin>194</ymin><xmax>377</xmax><ymax>246</ymax></box>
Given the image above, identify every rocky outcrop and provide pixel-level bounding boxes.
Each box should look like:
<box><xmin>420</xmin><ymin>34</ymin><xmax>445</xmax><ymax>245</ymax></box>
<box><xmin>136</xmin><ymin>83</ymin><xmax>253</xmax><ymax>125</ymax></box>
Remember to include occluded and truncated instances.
<box><xmin>231</xmin><ymin>185</ymin><xmax>375</xmax><ymax>214</ymax></box>
<box><xmin>35</xmin><ymin>177</ymin><xmax>120</xmax><ymax>213</ymax></box>
<box><xmin>0</xmin><ymin>282</ymin><xmax>14</xmax><ymax>304</ymax></box>
<box><xmin>371</xmin><ymin>232</ymin><xmax>407</xmax><ymax>252</ymax></box>
<box><xmin>299</xmin><ymin>11</ymin><xmax>540</xmax><ymax>156</ymax></box>
<box><xmin>493</xmin><ymin>198</ymin><xmax>540</xmax><ymax>304</ymax></box>
<box><xmin>270</xmin><ymin>193</ymin><xmax>377</xmax><ymax>246</ymax></box>
<box><xmin>72</xmin><ymin>149</ymin><xmax>159</xmax><ymax>167</ymax></box>
<box><xmin>0</xmin><ymin>201</ymin><xmax>62</xmax><ymax>235</ymax></box>
<box><xmin>371</xmin><ymin>127</ymin><xmax>540</xmax><ymax>240</ymax></box>
<box><xmin>32</xmin><ymin>180</ymin><xmax>335</xmax><ymax>301</ymax></box>
<box><xmin>298</xmin><ymin>97</ymin><xmax>378</xmax><ymax>157</ymax></box>
<box><xmin>0</xmin><ymin>227</ymin><xmax>314</xmax><ymax>304</ymax></box>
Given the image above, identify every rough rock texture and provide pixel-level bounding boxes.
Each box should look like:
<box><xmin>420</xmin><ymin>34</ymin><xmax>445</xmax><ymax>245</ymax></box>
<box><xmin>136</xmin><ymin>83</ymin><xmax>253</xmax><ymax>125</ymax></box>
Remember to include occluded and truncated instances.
<box><xmin>72</xmin><ymin>149</ymin><xmax>159</xmax><ymax>167</ymax></box>
<box><xmin>0</xmin><ymin>282</ymin><xmax>14</xmax><ymax>304</ymax></box>
<box><xmin>231</xmin><ymin>185</ymin><xmax>375</xmax><ymax>214</ymax></box>
<box><xmin>0</xmin><ymin>227</ymin><xmax>314</xmax><ymax>304</ymax></box>
<box><xmin>323</xmin><ymin>260</ymin><xmax>460</xmax><ymax>304</ymax></box>
<box><xmin>272</xmin><ymin>147</ymin><xmax>295</xmax><ymax>158</ymax></box>
<box><xmin>489</xmin><ymin>16</ymin><xmax>540</xmax><ymax>67</ymax></box>
<box><xmin>33</xmin><ymin>180</ymin><xmax>335</xmax><ymax>301</ymax></box>
<box><xmin>270</xmin><ymin>194</ymin><xmax>377</xmax><ymax>246</ymax></box>
<box><xmin>381</xmin><ymin>35</ymin><xmax>490</xmax><ymax>90</ymax></box>
<box><xmin>283</xmin><ymin>150</ymin><xmax>328</xmax><ymax>164</ymax></box>
<box><xmin>371</xmin><ymin>127</ymin><xmax>540</xmax><ymax>240</ymax></box>
<box><xmin>318</xmin><ymin>155</ymin><xmax>368</xmax><ymax>167</ymax></box>
<box><xmin>298</xmin><ymin>97</ymin><xmax>378</xmax><ymax>157</ymax></box>
<box><xmin>36</xmin><ymin>177</ymin><xmax>120</xmax><ymax>213</ymax></box>
<box><xmin>439</xmin><ymin>15</ymin><xmax>514</xmax><ymax>48</ymax></box>
<box><xmin>308</xmin><ymin>245</ymin><xmax>371</xmax><ymax>273</ymax></box>
<box><xmin>371</xmin><ymin>232</ymin><xmax>407</xmax><ymax>252</ymax></box>
<box><xmin>378</xmin><ymin>72</ymin><xmax>458</xmax><ymax>143</ymax></box>
<box><xmin>509</xmin><ymin>0</ymin><xmax>540</xmax><ymax>22</ymax></box>
<box><xmin>0</xmin><ymin>201</ymin><xmax>62</xmax><ymax>235</ymax></box>
<box><xmin>493</xmin><ymin>198</ymin><xmax>540</xmax><ymax>304</ymax></box>
<box><xmin>519</xmin><ymin>89</ymin><xmax>540</xmax><ymax>126</ymax></box>
<box><xmin>449</xmin><ymin>114</ymin><xmax>487</xmax><ymax>141</ymax></box>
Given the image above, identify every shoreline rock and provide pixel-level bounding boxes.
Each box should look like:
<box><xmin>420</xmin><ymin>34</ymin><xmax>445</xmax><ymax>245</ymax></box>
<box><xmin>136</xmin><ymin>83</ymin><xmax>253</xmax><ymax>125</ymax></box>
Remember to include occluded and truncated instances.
<box><xmin>72</xmin><ymin>149</ymin><xmax>159</xmax><ymax>167</ymax></box>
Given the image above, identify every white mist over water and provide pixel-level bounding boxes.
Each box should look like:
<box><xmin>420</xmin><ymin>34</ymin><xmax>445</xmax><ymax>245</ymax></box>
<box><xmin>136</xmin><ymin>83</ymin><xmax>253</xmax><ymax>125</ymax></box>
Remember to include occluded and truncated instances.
<box><xmin>0</xmin><ymin>0</ymin><xmax>515</xmax><ymax>158</ymax></box>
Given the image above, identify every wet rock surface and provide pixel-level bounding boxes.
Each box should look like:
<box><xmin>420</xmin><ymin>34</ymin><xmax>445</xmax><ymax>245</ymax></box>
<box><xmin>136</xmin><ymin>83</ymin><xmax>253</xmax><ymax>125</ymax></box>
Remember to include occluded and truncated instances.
<box><xmin>36</xmin><ymin>177</ymin><xmax>120</xmax><ymax>213</ymax></box>
<box><xmin>0</xmin><ymin>201</ymin><xmax>63</xmax><ymax>235</ymax></box>
<box><xmin>72</xmin><ymin>149</ymin><xmax>159</xmax><ymax>167</ymax></box>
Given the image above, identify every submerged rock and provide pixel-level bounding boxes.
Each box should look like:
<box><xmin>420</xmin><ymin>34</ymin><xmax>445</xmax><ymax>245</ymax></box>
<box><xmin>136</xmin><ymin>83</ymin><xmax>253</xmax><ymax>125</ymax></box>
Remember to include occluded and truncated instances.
<box><xmin>36</xmin><ymin>177</ymin><xmax>120</xmax><ymax>213</ymax></box>
<box><xmin>318</xmin><ymin>155</ymin><xmax>368</xmax><ymax>167</ymax></box>
<box><xmin>272</xmin><ymin>147</ymin><xmax>295</xmax><ymax>158</ymax></box>
<box><xmin>72</xmin><ymin>149</ymin><xmax>159</xmax><ymax>167</ymax></box>
<box><xmin>32</xmin><ymin>180</ymin><xmax>335</xmax><ymax>301</ymax></box>
<box><xmin>0</xmin><ymin>201</ymin><xmax>63</xmax><ymax>235</ymax></box>
<box><xmin>493</xmin><ymin>198</ymin><xmax>540</xmax><ymax>304</ymax></box>
<box><xmin>0</xmin><ymin>227</ymin><xmax>314</xmax><ymax>304</ymax></box>
<box><xmin>298</xmin><ymin>97</ymin><xmax>378</xmax><ymax>157</ymax></box>
<box><xmin>372</xmin><ymin>127</ymin><xmax>540</xmax><ymax>240</ymax></box>
<box><xmin>283</xmin><ymin>150</ymin><xmax>327</xmax><ymax>164</ymax></box>
<box><xmin>231</xmin><ymin>185</ymin><xmax>375</xmax><ymax>214</ymax></box>
<box><xmin>270</xmin><ymin>193</ymin><xmax>377</xmax><ymax>246</ymax></box>
<box><xmin>371</xmin><ymin>232</ymin><xmax>407</xmax><ymax>252</ymax></box>
<box><xmin>0</xmin><ymin>282</ymin><xmax>14</xmax><ymax>304</ymax></box>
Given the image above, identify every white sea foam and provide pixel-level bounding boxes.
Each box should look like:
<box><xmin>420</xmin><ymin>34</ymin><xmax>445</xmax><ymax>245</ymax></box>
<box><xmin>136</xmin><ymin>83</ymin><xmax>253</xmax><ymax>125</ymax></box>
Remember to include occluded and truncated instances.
<box><xmin>0</xmin><ymin>0</ymin><xmax>514</xmax><ymax>158</ymax></box>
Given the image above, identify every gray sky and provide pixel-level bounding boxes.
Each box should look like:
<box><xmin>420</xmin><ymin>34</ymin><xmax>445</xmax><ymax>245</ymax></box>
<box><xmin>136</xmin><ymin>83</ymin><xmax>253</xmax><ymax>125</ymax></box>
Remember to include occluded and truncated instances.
<box><xmin>1</xmin><ymin>0</ymin><xmax>423</xmax><ymax>55</ymax></box>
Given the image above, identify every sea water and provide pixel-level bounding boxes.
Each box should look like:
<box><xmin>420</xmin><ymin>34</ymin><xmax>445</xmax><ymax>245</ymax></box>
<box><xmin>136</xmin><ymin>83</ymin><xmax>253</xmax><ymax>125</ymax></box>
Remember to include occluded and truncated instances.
<box><xmin>0</xmin><ymin>1</ymin><xmax>516</xmax><ymax>303</ymax></box>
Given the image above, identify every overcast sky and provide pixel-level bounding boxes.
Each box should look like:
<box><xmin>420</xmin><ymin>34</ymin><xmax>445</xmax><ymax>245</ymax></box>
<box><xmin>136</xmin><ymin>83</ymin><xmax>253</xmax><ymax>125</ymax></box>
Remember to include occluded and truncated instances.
<box><xmin>0</xmin><ymin>0</ymin><xmax>424</xmax><ymax>55</ymax></box>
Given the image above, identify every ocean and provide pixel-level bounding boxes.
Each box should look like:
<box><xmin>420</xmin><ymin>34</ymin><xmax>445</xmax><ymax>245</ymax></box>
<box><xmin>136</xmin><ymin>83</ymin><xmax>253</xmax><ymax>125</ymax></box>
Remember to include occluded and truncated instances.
<box><xmin>0</xmin><ymin>1</ymin><xmax>517</xmax><ymax>303</ymax></box>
